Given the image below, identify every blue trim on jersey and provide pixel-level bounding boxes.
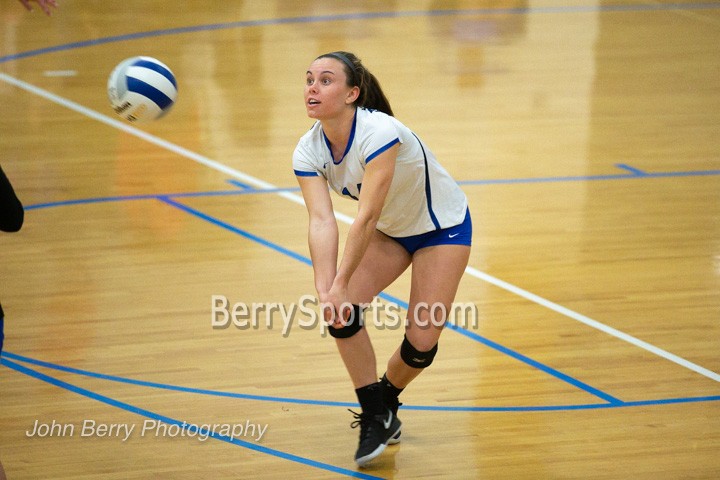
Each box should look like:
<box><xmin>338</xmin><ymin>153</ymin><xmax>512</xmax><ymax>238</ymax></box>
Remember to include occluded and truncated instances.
<box><xmin>323</xmin><ymin>108</ymin><xmax>358</xmax><ymax>165</ymax></box>
<box><xmin>366</xmin><ymin>138</ymin><xmax>400</xmax><ymax>164</ymax></box>
<box><xmin>322</xmin><ymin>133</ymin><xmax>332</xmax><ymax>158</ymax></box>
<box><xmin>294</xmin><ymin>169</ymin><xmax>319</xmax><ymax>177</ymax></box>
<box><xmin>412</xmin><ymin>133</ymin><xmax>441</xmax><ymax>230</ymax></box>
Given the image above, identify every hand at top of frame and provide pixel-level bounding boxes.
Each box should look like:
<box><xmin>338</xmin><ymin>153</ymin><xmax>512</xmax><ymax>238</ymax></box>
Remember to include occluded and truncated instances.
<box><xmin>17</xmin><ymin>0</ymin><xmax>58</xmax><ymax>16</ymax></box>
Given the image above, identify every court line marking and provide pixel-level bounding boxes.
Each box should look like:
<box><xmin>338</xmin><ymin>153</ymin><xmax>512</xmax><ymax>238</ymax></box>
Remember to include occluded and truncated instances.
<box><xmin>0</xmin><ymin>357</ymin><xmax>381</xmax><ymax>480</ymax></box>
<box><xmin>2</xmin><ymin>71</ymin><xmax>718</xmax><ymax>384</ymax></box>
<box><xmin>459</xmin><ymin>167</ymin><xmax>720</xmax><ymax>185</ymax></box>
<box><xmin>5</xmin><ymin>351</ymin><xmax>720</xmax><ymax>413</ymax></box>
<box><xmin>462</xmin><ymin>266</ymin><xmax>720</xmax><ymax>383</ymax></box>
<box><xmin>23</xmin><ymin>156</ymin><xmax>720</xmax><ymax>213</ymax></box>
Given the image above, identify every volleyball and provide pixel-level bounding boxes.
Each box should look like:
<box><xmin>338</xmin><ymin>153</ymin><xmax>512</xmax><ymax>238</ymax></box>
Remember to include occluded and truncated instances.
<box><xmin>107</xmin><ymin>56</ymin><xmax>177</xmax><ymax>122</ymax></box>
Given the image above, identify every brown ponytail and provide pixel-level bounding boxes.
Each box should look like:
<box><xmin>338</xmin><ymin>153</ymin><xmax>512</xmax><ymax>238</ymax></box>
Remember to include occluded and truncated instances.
<box><xmin>317</xmin><ymin>51</ymin><xmax>394</xmax><ymax>117</ymax></box>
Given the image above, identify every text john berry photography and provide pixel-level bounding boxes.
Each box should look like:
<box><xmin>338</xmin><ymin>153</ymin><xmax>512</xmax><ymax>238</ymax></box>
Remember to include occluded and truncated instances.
<box><xmin>25</xmin><ymin>418</ymin><xmax>268</xmax><ymax>443</ymax></box>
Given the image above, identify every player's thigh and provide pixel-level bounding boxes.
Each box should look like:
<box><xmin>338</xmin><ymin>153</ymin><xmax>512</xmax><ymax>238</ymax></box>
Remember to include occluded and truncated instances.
<box><xmin>347</xmin><ymin>230</ymin><xmax>411</xmax><ymax>304</ymax></box>
<box><xmin>406</xmin><ymin>244</ymin><xmax>470</xmax><ymax>349</ymax></box>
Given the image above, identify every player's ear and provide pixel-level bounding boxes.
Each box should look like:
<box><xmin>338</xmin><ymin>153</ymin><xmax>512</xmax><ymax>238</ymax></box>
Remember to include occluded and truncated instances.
<box><xmin>346</xmin><ymin>86</ymin><xmax>360</xmax><ymax>105</ymax></box>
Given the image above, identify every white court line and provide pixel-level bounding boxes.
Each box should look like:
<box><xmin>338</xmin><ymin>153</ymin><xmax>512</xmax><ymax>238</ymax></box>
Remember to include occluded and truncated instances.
<box><xmin>465</xmin><ymin>266</ymin><xmax>720</xmax><ymax>382</ymax></box>
<box><xmin>3</xmin><ymin>71</ymin><xmax>718</xmax><ymax>383</ymax></box>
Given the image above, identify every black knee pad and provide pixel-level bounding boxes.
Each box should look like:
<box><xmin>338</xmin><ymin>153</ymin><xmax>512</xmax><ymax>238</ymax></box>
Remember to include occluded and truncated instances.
<box><xmin>328</xmin><ymin>304</ymin><xmax>364</xmax><ymax>339</ymax></box>
<box><xmin>400</xmin><ymin>335</ymin><xmax>438</xmax><ymax>368</ymax></box>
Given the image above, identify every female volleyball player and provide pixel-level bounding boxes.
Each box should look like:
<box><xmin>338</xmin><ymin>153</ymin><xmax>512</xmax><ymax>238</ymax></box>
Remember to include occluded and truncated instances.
<box><xmin>293</xmin><ymin>51</ymin><xmax>471</xmax><ymax>467</ymax></box>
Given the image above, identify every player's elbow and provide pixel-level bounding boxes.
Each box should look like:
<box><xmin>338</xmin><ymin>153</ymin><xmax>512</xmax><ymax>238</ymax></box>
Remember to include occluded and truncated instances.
<box><xmin>354</xmin><ymin>208</ymin><xmax>381</xmax><ymax>232</ymax></box>
<box><xmin>309</xmin><ymin>215</ymin><xmax>338</xmax><ymax>234</ymax></box>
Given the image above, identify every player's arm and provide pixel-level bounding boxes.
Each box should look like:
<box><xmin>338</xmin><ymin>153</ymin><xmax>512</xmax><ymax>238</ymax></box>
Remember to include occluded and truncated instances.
<box><xmin>332</xmin><ymin>143</ymin><xmax>398</xmax><ymax>292</ymax></box>
<box><xmin>296</xmin><ymin>174</ymin><xmax>338</xmax><ymax>296</ymax></box>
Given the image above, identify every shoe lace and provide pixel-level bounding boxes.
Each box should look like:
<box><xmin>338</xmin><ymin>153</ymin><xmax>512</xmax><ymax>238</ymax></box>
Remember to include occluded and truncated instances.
<box><xmin>348</xmin><ymin>409</ymin><xmax>371</xmax><ymax>430</ymax></box>
<box><xmin>349</xmin><ymin>409</ymin><xmax>385</xmax><ymax>450</ymax></box>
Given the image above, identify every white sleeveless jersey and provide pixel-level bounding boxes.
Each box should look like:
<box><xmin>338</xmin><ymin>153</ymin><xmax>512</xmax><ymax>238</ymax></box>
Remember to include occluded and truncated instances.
<box><xmin>293</xmin><ymin>107</ymin><xmax>467</xmax><ymax>238</ymax></box>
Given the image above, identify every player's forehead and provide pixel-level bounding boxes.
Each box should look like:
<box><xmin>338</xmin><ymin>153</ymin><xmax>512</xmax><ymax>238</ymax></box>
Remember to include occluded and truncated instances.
<box><xmin>306</xmin><ymin>57</ymin><xmax>345</xmax><ymax>76</ymax></box>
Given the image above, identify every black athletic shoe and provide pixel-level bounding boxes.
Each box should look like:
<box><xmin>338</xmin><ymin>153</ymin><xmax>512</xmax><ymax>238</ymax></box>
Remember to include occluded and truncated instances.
<box><xmin>349</xmin><ymin>408</ymin><xmax>402</xmax><ymax>467</ymax></box>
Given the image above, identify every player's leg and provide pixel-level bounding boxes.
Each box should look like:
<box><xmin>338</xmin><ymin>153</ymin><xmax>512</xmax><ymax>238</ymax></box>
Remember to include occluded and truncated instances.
<box><xmin>384</xmin><ymin>243</ymin><xmax>471</xmax><ymax>402</ymax></box>
<box><xmin>332</xmin><ymin>229</ymin><xmax>410</xmax><ymax>466</ymax></box>
<box><xmin>333</xmin><ymin>229</ymin><xmax>411</xmax><ymax>388</ymax></box>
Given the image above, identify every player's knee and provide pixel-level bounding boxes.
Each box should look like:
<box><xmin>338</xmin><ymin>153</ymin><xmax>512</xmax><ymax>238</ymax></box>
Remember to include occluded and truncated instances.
<box><xmin>400</xmin><ymin>334</ymin><xmax>438</xmax><ymax>368</ymax></box>
<box><xmin>327</xmin><ymin>304</ymin><xmax>364</xmax><ymax>339</ymax></box>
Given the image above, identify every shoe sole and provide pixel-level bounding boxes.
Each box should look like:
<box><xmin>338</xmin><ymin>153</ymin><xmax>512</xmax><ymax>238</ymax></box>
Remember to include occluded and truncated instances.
<box><xmin>387</xmin><ymin>430</ymin><xmax>401</xmax><ymax>445</ymax></box>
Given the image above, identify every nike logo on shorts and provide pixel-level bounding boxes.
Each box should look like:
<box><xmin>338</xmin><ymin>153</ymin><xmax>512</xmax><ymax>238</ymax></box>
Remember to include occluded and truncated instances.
<box><xmin>449</xmin><ymin>233</ymin><xmax>459</xmax><ymax>238</ymax></box>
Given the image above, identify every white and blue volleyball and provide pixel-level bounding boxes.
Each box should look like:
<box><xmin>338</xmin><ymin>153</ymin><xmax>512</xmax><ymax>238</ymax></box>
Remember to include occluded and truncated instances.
<box><xmin>108</xmin><ymin>56</ymin><xmax>177</xmax><ymax>122</ymax></box>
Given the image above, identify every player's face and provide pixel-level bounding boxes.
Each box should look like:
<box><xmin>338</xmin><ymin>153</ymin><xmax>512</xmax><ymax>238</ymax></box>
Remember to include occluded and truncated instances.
<box><xmin>304</xmin><ymin>58</ymin><xmax>358</xmax><ymax>120</ymax></box>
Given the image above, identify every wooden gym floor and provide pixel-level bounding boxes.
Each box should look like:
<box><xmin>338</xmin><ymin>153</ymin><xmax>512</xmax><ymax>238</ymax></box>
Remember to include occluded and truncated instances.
<box><xmin>0</xmin><ymin>1</ymin><xmax>718</xmax><ymax>478</ymax></box>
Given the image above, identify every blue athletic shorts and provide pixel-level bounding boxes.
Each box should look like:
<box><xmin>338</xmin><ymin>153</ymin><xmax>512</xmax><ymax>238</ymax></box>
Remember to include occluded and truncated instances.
<box><xmin>389</xmin><ymin>208</ymin><xmax>472</xmax><ymax>254</ymax></box>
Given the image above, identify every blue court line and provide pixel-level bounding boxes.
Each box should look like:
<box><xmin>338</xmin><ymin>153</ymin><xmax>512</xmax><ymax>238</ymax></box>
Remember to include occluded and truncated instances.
<box><xmin>615</xmin><ymin>163</ymin><xmax>648</xmax><ymax>176</ymax></box>
<box><xmin>0</xmin><ymin>357</ymin><xmax>381</xmax><ymax>480</ymax></box>
<box><xmin>443</xmin><ymin>322</ymin><xmax>622</xmax><ymax>404</ymax></box>
<box><xmin>4</xmin><ymin>351</ymin><xmax>719</xmax><ymax>413</ymax></box>
<box><xmin>2</xmin><ymin>351</ymin><xmax>357</xmax><ymax>408</ymax></box>
<box><xmin>457</xmin><ymin>165</ymin><xmax>720</xmax><ymax>186</ymax></box>
<box><xmin>227</xmin><ymin>179</ymin><xmax>253</xmax><ymax>190</ymax></box>
<box><xmin>22</xmin><ymin>164</ymin><xmax>720</xmax><ymax>212</ymax></box>
<box><xmin>405</xmin><ymin>395</ymin><xmax>720</xmax><ymax>412</ymax></box>
<box><xmin>2</xmin><ymin>3</ymin><xmax>719</xmax><ymax>64</ymax></box>
<box><xmin>354</xmin><ymin>294</ymin><xmax>621</xmax><ymax>404</ymax></box>
<box><xmin>157</xmin><ymin>196</ymin><xmax>312</xmax><ymax>266</ymax></box>
<box><xmin>159</xmin><ymin>196</ymin><xmax>620</xmax><ymax>404</ymax></box>
<box><xmin>23</xmin><ymin>187</ymin><xmax>299</xmax><ymax>210</ymax></box>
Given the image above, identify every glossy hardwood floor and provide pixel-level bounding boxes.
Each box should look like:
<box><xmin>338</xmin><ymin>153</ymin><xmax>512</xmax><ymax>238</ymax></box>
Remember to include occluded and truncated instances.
<box><xmin>1</xmin><ymin>1</ymin><xmax>718</xmax><ymax>478</ymax></box>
